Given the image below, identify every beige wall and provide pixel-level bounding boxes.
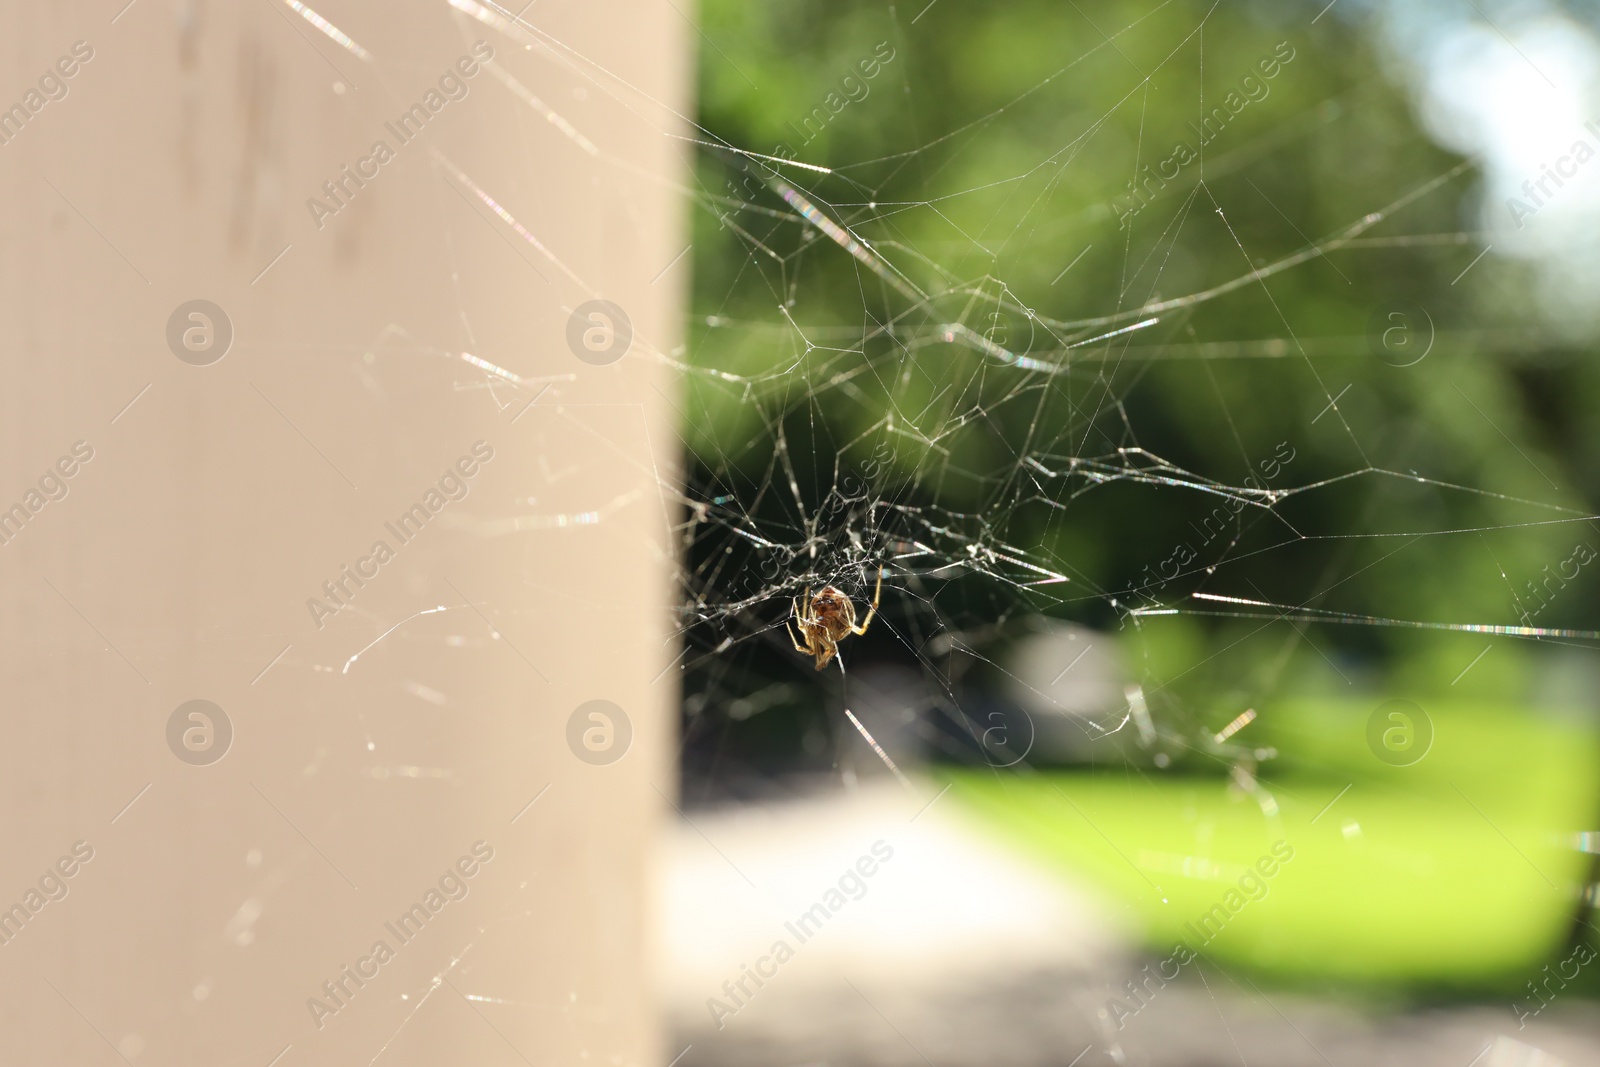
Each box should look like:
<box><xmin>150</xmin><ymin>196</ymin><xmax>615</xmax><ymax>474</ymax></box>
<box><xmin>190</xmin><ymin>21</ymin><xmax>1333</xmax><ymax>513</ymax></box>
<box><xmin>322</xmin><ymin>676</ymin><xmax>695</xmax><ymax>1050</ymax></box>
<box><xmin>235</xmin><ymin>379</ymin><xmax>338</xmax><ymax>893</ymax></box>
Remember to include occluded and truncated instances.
<box><xmin>0</xmin><ymin>1</ymin><xmax>688</xmax><ymax>1064</ymax></box>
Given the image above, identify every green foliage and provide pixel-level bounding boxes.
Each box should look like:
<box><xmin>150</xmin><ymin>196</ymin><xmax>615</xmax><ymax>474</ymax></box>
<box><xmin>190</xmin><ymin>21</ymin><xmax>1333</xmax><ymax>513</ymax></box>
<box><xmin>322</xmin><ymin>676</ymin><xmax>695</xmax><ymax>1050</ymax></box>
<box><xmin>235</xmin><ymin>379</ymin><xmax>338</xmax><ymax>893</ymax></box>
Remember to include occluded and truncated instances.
<box><xmin>684</xmin><ymin>0</ymin><xmax>1600</xmax><ymax>712</ymax></box>
<box><xmin>950</xmin><ymin>694</ymin><xmax>1600</xmax><ymax>986</ymax></box>
<box><xmin>681</xmin><ymin>0</ymin><xmax>1600</xmax><ymax>992</ymax></box>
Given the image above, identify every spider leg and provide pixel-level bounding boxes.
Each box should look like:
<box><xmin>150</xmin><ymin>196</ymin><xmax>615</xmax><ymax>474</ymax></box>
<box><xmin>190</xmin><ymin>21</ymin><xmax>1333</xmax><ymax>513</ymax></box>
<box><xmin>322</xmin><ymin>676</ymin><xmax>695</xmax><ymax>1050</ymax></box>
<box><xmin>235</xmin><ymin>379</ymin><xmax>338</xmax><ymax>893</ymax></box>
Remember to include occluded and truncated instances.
<box><xmin>786</xmin><ymin>616</ymin><xmax>810</xmax><ymax>654</ymax></box>
<box><xmin>849</xmin><ymin>566</ymin><xmax>884</xmax><ymax>636</ymax></box>
<box><xmin>787</xmin><ymin>588</ymin><xmax>812</xmax><ymax>655</ymax></box>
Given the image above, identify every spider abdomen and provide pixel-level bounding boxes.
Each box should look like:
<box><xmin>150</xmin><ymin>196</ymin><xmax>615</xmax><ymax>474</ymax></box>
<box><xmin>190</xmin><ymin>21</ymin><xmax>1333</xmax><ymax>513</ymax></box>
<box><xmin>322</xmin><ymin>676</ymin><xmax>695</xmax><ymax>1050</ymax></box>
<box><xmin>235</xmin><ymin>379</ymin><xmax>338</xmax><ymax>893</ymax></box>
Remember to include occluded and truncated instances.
<box><xmin>787</xmin><ymin>569</ymin><xmax>882</xmax><ymax>672</ymax></box>
<box><xmin>809</xmin><ymin>586</ymin><xmax>856</xmax><ymax>635</ymax></box>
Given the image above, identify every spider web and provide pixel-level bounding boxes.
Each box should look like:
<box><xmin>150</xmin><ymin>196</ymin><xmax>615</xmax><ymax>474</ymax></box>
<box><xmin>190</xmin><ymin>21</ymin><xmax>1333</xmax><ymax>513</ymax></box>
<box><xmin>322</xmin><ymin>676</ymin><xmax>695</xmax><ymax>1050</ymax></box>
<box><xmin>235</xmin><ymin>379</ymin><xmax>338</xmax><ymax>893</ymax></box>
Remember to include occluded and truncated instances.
<box><xmin>667</xmin><ymin>0</ymin><xmax>1600</xmax><ymax>792</ymax></box>
<box><xmin>265</xmin><ymin>0</ymin><xmax>1600</xmax><ymax>792</ymax></box>
<box><xmin>74</xmin><ymin>0</ymin><xmax>1600</xmax><ymax>1063</ymax></box>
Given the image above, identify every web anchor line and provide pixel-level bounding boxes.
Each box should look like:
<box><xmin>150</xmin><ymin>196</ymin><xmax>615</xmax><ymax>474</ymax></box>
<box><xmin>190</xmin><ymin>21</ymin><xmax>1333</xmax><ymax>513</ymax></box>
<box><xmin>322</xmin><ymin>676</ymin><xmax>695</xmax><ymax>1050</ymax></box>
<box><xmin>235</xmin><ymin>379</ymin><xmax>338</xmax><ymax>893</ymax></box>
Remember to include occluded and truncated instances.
<box><xmin>1133</xmin><ymin>592</ymin><xmax>1600</xmax><ymax>643</ymax></box>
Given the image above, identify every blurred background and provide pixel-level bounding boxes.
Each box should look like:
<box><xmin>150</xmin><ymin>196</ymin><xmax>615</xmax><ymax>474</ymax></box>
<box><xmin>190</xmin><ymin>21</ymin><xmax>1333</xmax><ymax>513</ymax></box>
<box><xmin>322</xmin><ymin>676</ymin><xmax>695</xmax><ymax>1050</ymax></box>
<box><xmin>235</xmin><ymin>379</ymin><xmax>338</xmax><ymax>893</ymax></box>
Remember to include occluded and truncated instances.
<box><xmin>666</xmin><ymin>0</ymin><xmax>1600</xmax><ymax>1063</ymax></box>
<box><xmin>6</xmin><ymin>1</ymin><xmax>1600</xmax><ymax>1065</ymax></box>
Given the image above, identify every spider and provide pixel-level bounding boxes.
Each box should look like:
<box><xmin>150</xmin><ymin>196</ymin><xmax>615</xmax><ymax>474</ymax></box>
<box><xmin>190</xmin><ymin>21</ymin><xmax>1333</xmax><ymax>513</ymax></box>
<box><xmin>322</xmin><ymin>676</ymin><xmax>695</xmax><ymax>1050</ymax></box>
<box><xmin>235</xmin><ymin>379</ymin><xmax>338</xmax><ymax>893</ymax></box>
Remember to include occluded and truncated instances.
<box><xmin>787</xmin><ymin>567</ymin><xmax>883</xmax><ymax>671</ymax></box>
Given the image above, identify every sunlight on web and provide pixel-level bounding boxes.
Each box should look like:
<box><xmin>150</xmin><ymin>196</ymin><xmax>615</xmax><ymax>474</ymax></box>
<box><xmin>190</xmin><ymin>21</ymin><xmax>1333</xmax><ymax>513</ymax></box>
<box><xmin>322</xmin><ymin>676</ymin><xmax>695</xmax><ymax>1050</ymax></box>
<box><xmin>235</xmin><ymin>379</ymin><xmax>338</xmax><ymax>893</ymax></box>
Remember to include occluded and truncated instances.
<box><xmin>272</xmin><ymin>0</ymin><xmax>1600</xmax><ymax>799</ymax></box>
<box><xmin>662</xmin><ymin>1</ymin><xmax>1600</xmax><ymax>799</ymax></box>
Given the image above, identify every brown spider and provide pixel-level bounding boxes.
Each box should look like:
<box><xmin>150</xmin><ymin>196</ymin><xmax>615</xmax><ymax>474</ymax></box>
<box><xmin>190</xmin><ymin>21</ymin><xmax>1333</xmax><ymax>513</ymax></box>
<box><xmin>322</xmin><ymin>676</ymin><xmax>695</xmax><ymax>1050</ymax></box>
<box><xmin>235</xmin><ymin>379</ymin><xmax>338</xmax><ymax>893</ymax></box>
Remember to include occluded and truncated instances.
<box><xmin>787</xmin><ymin>568</ymin><xmax>883</xmax><ymax>671</ymax></box>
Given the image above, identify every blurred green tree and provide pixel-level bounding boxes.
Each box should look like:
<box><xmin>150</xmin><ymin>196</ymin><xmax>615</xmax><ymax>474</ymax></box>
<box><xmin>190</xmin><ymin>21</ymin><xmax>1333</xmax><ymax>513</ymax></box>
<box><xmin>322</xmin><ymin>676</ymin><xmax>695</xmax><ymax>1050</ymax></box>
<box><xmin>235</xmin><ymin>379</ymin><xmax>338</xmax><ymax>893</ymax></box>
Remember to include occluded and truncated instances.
<box><xmin>679</xmin><ymin>0</ymin><xmax>1598</xmax><ymax>755</ymax></box>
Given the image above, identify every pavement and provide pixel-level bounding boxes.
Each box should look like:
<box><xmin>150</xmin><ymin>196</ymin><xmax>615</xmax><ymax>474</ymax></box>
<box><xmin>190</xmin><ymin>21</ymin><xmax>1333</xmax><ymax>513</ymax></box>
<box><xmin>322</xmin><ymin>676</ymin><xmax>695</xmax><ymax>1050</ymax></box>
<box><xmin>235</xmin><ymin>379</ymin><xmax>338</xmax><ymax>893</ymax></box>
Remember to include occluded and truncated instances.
<box><xmin>656</xmin><ymin>779</ymin><xmax>1600</xmax><ymax>1067</ymax></box>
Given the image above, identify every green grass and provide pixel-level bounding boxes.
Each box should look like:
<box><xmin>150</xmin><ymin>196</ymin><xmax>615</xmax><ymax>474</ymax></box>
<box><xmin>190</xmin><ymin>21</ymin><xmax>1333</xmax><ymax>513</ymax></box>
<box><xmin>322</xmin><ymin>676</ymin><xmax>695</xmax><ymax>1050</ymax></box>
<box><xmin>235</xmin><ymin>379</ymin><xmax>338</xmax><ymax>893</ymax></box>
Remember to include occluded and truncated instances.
<box><xmin>948</xmin><ymin>698</ymin><xmax>1600</xmax><ymax>988</ymax></box>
